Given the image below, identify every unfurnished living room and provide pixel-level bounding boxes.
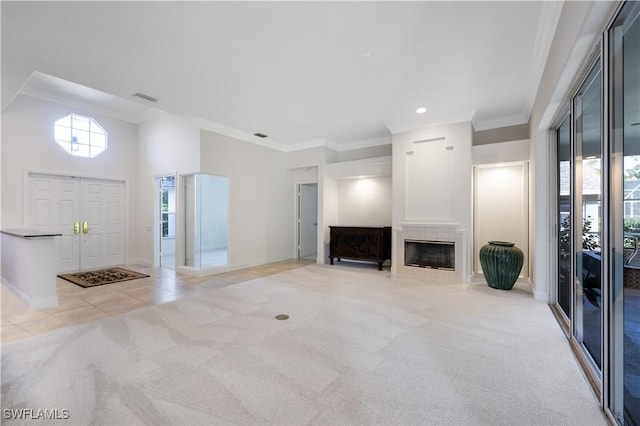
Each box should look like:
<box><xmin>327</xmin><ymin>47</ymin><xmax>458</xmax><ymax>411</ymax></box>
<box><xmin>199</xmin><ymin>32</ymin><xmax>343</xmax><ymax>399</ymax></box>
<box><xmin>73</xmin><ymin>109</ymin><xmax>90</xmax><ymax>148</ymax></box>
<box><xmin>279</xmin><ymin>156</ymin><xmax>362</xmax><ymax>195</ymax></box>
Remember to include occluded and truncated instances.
<box><xmin>1</xmin><ymin>1</ymin><xmax>639</xmax><ymax>425</ymax></box>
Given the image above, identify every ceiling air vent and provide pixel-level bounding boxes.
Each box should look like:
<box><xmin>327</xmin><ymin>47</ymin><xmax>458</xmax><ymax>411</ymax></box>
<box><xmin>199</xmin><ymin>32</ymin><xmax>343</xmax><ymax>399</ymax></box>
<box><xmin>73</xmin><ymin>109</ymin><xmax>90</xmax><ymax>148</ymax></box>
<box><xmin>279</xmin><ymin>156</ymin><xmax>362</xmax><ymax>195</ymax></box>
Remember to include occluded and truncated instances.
<box><xmin>414</xmin><ymin>136</ymin><xmax>445</xmax><ymax>144</ymax></box>
<box><xmin>133</xmin><ymin>92</ymin><xmax>158</xmax><ymax>103</ymax></box>
<box><xmin>254</xmin><ymin>132</ymin><xmax>268</xmax><ymax>138</ymax></box>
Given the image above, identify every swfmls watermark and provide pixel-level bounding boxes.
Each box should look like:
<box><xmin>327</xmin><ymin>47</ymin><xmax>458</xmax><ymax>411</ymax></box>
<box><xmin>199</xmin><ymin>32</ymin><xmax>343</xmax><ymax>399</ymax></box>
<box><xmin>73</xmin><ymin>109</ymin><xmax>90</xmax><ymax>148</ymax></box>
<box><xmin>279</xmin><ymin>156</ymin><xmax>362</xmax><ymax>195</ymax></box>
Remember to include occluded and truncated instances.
<box><xmin>2</xmin><ymin>408</ymin><xmax>70</xmax><ymax>420</ymax></box>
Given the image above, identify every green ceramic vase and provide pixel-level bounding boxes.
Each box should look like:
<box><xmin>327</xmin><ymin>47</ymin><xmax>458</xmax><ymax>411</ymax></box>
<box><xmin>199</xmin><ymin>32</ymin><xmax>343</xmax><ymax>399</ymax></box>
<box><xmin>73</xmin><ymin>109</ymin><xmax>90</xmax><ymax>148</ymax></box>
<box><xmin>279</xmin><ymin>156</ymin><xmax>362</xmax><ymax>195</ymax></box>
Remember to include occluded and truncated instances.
<box><xmin>479</xmin><ymin>241</ymin><xmax>524</xmax><ymax>290</ymax></box>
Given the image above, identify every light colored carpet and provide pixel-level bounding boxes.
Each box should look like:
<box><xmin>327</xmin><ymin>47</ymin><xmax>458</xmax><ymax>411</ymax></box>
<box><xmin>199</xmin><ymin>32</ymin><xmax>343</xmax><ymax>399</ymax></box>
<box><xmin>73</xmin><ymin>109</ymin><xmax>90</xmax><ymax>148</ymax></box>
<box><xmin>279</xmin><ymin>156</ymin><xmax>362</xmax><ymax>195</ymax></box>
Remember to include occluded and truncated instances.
<box><xmin>1</xmin><ymin>264</ymin><xmax>605</xmax><ymax>425</ymax></box>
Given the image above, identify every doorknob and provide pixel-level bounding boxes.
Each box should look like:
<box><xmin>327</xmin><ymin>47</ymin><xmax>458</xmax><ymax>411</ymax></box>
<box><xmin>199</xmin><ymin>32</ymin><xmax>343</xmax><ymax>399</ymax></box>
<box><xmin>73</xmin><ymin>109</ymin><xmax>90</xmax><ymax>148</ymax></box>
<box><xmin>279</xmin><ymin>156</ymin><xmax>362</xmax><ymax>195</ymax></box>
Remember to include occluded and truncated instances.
<box><xmin>73</xmin><ymin>222</ymin><xmax>80</xmax><ymax>235</ymax></box>
<box><xmin>83</xmin><ymin>221</ymin><xmax>89</xmax><ymax>234</ymax></box>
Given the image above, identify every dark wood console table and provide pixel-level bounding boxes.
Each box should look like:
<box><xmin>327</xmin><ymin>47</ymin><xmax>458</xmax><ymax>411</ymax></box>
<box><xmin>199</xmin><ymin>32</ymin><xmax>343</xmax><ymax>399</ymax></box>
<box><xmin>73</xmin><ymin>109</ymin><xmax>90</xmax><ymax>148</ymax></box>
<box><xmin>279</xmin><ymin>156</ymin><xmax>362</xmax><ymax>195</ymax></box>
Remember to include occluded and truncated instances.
<box><xmin>329</xmin><ymin>226</ymin><xmax>392</xmax><ymax>271</ymax></box>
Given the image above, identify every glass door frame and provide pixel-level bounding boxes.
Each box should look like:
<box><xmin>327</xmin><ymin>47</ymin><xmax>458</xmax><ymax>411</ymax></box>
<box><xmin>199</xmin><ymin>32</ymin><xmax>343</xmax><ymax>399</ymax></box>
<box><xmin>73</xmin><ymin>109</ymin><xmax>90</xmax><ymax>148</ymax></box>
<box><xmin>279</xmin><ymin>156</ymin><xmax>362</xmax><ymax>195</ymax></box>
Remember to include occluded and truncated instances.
<box><xmin>550</xmin><ymin>2</ymin><xmax>640</xmax><ymax>423</ymax></box>
<box><xmin>603</xmin><ymin>1</ymin><xmax>640</xmax><ymax>423</ymax></box>
<box><xmin>551</xmin><ymin>50</ymin><xmax>605</xmax><ymax>404</ymax></box>
<box><xmin>551</xmin><ymin>110</ymin><xmax>573</xmax><ymax>334</ymax></box>
<box><xmin>573</xmin><ymin>57</ymin><xmax>604</xmax><ymax>378</ymax></box>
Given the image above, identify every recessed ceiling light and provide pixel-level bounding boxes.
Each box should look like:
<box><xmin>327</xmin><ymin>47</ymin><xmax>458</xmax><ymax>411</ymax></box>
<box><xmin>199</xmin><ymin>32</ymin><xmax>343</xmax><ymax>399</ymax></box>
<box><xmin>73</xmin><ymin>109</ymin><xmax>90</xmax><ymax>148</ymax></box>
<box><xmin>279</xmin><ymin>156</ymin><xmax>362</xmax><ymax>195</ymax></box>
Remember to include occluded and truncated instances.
<box><xmin>416</xmin><ymin>107</ymin><xmax>427</xmax><ymax>114</ymax></box>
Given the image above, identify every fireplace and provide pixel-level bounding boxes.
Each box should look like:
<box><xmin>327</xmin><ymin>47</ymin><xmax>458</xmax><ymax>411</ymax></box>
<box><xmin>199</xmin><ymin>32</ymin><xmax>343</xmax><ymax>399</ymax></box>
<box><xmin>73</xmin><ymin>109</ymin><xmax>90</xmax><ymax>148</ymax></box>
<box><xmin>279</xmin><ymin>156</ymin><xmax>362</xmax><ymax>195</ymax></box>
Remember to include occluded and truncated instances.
<box><xmin>404</xmin><ymin>240</ymin><xmax>455</xmax><ymax>270</ymax></box>
<box><xmin>394</xmin><ymin>222</ymin><xmax>467</xmax><ymax>282</ymax></box>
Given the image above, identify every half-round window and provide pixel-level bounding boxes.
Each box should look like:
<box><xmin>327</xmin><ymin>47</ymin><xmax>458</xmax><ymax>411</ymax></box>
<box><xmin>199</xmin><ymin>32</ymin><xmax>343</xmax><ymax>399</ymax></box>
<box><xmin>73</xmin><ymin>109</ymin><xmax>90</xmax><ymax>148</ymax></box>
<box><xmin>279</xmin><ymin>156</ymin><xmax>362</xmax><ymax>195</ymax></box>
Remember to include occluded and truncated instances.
<box><xmin>54</xmin><ymin>114</ymin><xmax>107</xmax><ymax>158</ymax></box>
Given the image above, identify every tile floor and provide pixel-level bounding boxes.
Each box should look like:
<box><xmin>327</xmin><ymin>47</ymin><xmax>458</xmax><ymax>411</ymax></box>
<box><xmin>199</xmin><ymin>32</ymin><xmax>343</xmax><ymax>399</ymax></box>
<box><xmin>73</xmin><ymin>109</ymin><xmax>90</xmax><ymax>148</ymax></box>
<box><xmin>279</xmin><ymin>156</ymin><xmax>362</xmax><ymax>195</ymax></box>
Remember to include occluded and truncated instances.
<box><xmin>1</xmin><ymin>261</ymin><xmax>606</xmax><ymax>424</ymax></box>
<box><xmin>1</xmin><ymin>258</ymin><xmax>314</xmax><ymax>344</ymax></box>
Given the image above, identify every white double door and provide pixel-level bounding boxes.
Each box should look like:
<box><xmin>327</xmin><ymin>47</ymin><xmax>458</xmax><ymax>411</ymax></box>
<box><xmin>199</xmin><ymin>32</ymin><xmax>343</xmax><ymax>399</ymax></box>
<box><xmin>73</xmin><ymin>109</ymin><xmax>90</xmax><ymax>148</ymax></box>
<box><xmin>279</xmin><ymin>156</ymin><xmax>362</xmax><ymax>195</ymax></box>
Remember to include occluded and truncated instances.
<box><xmin>28</xmin><ymin>173</ymin><xmax>125</xmax><ymax>273</ymax></box>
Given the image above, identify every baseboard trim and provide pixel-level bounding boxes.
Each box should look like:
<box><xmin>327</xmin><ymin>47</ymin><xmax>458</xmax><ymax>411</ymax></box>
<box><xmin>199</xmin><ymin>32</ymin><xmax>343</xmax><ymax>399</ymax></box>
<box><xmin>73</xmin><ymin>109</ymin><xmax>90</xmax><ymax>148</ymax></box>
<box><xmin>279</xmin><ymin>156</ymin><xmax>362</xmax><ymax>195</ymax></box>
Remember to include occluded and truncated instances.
<box><xmin>128</xmin><ymin>258</ymin><xmax>153</xmax><ymax>267</ymax></box>
<box><xmin>2</xmin><ymin>277</ymin><xmax>59</xmax><ymax>309</ymax></box>
<box><xmin>176</xmin><ymin>255</ymin><xmax>293</xmax><ymax>277</ymax></box>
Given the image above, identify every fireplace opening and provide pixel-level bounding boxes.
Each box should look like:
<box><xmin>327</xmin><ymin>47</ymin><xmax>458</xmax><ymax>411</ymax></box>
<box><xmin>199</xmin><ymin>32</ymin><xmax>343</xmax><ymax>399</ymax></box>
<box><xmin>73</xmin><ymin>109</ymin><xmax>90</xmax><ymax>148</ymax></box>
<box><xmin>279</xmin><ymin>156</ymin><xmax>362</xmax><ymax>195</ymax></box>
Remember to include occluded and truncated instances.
<box><xmin>404</xmin><ymin>240</ymin><xmax>454</xmax><ymax>270</ymax></box>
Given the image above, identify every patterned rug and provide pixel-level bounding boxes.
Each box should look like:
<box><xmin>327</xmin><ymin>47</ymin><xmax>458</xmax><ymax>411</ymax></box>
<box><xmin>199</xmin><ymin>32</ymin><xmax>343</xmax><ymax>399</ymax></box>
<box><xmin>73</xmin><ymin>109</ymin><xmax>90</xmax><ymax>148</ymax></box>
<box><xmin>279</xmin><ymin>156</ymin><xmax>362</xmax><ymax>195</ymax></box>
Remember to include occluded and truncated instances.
<box><xmin>58</xmin><ymin>267</ymin><xmax>149</xmax><ymax>288</ymax></box>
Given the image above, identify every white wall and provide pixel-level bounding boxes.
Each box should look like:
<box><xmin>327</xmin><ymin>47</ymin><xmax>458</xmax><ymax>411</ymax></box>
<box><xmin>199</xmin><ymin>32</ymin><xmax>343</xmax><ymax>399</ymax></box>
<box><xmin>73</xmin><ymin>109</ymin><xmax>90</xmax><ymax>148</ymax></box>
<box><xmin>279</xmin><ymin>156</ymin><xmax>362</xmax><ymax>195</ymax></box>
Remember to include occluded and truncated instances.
<box><xmin>335</xmin><ymin>144</ymin><xmax>392</xmax><ymax>162</ymax></box>
<box><xmin>337</xmin><ymin>176</ymin><xmax>392</xmax><ymax>226</ymax></box>
<box><xmin>392</xmin><ymin>121</ymin><xmax>473</xmax><ymax>227</ymax></box>
<box><xmin>472</xmin><ymin>139</ymin><xmax>530</xmax><ymax>165</ymax></box>
<box><xmin>1</xmin><ymin>94</ymin><xmax>137</xmax><ymax>251</ymax></box>
<box><xmin>285</xmin><ymin>146</ymin><xmax>326</xmax><ymax>169</ymax></box>
<box><xmin>134</xmin><ymin>112</ymin><xmax>200</xmax><ymax>265</ymax></box>
<box><xmin>200</xmin><ymin>130</ymin><xmax>293</xmax><ymax>269</ymax></box>
<box><xmin>322</xmin><ymin>173</ymin><xmax>339</xmax><ymax>264</ymax></box>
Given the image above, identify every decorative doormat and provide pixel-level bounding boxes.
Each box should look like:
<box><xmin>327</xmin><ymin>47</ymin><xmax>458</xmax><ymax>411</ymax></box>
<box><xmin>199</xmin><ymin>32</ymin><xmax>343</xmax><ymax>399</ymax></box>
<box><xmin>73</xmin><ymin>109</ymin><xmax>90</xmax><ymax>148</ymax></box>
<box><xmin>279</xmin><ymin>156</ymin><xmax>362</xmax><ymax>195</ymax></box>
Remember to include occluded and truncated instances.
<box><xmin>58</xmin><ymin>267</ymin><xmax>150</xmax><ymax>288</ymax></box>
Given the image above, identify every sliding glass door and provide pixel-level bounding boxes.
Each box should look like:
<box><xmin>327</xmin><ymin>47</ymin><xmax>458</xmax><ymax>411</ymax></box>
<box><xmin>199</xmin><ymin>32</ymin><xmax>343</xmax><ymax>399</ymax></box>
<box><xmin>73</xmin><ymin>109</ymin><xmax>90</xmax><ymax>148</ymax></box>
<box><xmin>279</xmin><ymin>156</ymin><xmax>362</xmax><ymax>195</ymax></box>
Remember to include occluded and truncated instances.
<box><xmin>553</xmin><ymin>2</ymin><xmax>640</xmax><ymax>424</ymax></box>
<box><xmin>608</xmin><ymin>1</ymin><xmax>640</xmax><ymax>423</ymax></box>
<box><xmin>574</xmin><ymin>62</ymin><xmax>603</xmax><ymax>370</ymax></box>
<box><xmin>557</xmin><ymin>116</ymin><xmax>572</xmax><ymax>320</ymax></box>
<box><xmin>554</xmin><ymin>58</ymin><xmax>603</xmax><ymax>378</ymax></box>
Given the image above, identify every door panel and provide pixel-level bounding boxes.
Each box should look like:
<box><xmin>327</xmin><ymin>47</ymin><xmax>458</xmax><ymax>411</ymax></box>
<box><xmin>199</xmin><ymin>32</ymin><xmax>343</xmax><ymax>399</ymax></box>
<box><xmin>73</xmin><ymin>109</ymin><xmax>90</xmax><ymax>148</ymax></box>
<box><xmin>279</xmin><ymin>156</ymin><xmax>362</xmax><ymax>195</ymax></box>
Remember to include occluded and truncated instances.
<box><xmin>574</xmin><ymin>62</ymin><xmax>602</xmax><ymax>369</ymax></box>
<box><xmin>27</xmin><ymin>174</ymin><xmax>125</xmax><ymax>272</ymax></box>
<box><xmin>557</xmin><ymin>116</ymin><xmax>572</xmax><ymax>319</ymax></box>
<box><xmin>80</xmin><ymin>178</ymin><xmax>125</xmax><ymax>269</ymax></box>
<box><xmin>28</xmin><ymin>174</ymin><xmax>80</xmax><ymax>273</ymax></box>
<box><xmin>299</xmin><ymin>183</ymin><xmax>318</xmax><ymax>258</ymax></box>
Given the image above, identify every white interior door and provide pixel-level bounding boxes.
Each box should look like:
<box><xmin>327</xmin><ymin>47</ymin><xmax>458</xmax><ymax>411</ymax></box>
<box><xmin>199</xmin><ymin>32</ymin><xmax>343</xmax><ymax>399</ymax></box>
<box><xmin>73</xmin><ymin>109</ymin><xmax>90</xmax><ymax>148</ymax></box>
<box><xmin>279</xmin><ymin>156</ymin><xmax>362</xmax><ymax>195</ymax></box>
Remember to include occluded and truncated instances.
<box><xmin>28</xmin><ymin>173</ymin><xmax>125</xmax><ymax>272</ymax></box>
<box><xmin>28</xmin><ymin>174</ymin><xmax>81</xmax><ymax>273</ymax></box>
<box><xmin>299</xmin><ymin>183</ymin><xmax>318</xmax><ymax>258</ymax></box>
<box><xmin>80</xmin><ymin>178</ymin><xmax>125</xmax><ymax>269</ymax></box>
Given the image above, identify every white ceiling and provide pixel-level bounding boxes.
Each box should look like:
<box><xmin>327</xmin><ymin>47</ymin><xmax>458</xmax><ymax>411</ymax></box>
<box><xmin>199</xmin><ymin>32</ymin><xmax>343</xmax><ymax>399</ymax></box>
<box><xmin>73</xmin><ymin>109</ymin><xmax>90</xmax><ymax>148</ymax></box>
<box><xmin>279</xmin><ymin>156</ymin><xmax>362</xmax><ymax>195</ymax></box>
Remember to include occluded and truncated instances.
<box><xmin>1</xmin><ymin>1</ymin><xmax>562</xmax><ymax>151</ymax></box>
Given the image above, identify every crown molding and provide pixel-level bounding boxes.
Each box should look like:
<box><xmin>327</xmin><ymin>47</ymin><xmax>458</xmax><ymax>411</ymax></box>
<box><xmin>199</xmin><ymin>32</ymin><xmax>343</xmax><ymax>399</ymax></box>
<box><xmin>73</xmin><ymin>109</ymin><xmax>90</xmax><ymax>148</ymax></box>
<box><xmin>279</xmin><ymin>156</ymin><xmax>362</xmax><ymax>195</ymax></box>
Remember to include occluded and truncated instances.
<box><xmin>526</xmin><ymin>0</ymin><xmax>564</xmax><ymax>119</ymax></box>
<box><xmin>19</xmin><ymin>86</ymin><xmax>162</xmax><ymax>124</ymax></box>
<box><xmin>386</xmin><ymin>110</ymin><xmax>476</xmax><ymax>135</ymax></box>
<box><xmin>334</xmin><ymin>135</ymin><xmax>392</xmax><ymax>152</ymax></box>
<box><xmin>192</xmin><ymin>118</ymin><xmax>290</xmax><ymax>151</ymax></box>
<box><xmin>194</xmin><ymin>120</ymin><xmax>392</xmax><ymax>154</ymax></box>
<box><xmin>280</xmin><ymin>138</ymin><xmax>332</xmax><ymax>153</ymax></box>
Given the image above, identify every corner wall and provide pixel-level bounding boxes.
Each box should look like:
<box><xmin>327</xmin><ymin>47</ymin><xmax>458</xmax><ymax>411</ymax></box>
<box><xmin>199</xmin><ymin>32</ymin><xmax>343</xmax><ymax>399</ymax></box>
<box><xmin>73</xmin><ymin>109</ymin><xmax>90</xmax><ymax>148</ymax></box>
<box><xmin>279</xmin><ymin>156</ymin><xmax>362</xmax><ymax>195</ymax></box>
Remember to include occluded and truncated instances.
<box><xmin>200</xmin><ymin>130</ymin><xmax>293</xmax><ymax>269</ymax></box>
<box><xmin>133</xmin><ymin>112</ymin><xmax>201</xmax><ymax>265</ymax></box>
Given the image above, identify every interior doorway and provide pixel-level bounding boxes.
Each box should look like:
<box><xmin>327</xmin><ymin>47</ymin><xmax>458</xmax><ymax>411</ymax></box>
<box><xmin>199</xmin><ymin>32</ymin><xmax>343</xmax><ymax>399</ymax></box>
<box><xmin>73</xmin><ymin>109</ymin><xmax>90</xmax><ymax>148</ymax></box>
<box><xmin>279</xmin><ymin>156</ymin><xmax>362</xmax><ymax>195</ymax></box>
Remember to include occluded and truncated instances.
<box><xmin>27</xmin><ymin>173</ymin><xmax>126</xmax><ymax>273</ymax></box>
<box><xmin>158</xmin><ymin>175</ymin><xmax>176</xmax><ymax>268</ymax></box>
<box><xmin>298</xmin><ymin>183</ymin><xmax>318</xmax><ymax>259</ymax></box>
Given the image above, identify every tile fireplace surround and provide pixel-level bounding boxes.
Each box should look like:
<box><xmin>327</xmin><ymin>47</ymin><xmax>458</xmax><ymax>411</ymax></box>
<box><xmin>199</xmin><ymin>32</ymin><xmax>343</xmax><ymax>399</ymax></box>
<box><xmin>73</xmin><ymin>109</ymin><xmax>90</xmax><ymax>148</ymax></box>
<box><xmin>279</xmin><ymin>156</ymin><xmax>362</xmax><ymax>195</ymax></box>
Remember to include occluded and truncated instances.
<box><xmin>394</xmin><ymin>221</ymin><xmax>468</xmax><ymax>283</ymax></box>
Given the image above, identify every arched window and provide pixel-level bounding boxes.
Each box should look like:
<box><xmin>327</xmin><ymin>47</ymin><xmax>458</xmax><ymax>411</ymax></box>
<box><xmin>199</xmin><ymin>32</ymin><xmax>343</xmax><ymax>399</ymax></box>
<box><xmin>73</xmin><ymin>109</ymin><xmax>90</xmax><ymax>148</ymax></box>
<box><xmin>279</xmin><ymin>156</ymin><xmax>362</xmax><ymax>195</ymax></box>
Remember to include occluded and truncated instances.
<box><xmin>54</xmin><ymin>114</ymin><xmax>107</xmax><ymax>158</ymax></box>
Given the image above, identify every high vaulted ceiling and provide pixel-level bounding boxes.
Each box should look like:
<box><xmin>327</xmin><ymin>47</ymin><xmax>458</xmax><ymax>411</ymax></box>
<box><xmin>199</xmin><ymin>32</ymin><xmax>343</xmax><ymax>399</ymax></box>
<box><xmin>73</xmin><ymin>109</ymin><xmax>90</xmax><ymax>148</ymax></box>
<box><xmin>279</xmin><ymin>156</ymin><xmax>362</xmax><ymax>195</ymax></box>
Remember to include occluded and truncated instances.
<box><xmin>1</xmin><ymin>1</ymin><xmax>562</xmax><ymax>151</ymax></box>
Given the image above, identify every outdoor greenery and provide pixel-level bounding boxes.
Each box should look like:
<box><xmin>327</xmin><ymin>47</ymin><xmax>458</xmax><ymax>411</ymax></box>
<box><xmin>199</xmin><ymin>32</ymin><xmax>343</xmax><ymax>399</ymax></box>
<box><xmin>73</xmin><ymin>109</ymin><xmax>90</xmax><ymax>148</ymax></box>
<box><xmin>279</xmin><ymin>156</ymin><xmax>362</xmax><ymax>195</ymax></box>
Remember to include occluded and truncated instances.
<box><xmin>559</xmin><ymin>216</ymin><xmax>599</xmax><ymax>259</ymax></box>
<box><xmin>624</xmin><ymin>218</ymin><xmax>640</xmax><ymax>232</ymax></box>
